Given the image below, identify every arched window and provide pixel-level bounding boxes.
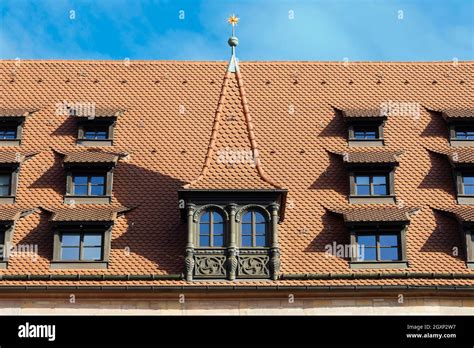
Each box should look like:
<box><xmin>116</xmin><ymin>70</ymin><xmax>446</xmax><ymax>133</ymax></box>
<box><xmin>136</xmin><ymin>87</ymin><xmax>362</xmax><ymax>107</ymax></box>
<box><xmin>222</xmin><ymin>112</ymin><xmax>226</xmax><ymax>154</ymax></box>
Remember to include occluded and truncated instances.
<box><xmin>241</xmin><ymin>210</ymin><xmax>267</xmax><ymax>247</ymax></box>
<box><xmin>199</xmin><ymin>210</ymin><xmax>225</xmax><ymax>247</ymax></box>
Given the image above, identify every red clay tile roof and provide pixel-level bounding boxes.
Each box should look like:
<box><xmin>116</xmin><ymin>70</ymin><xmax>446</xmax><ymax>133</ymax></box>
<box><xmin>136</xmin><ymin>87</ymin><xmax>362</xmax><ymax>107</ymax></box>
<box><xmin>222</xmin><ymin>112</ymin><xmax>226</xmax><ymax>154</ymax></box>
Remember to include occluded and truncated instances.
<box><xmin>433</xmin><ymin>206</ymin><xmax>474</xmax><ymax>223</ymax></box>
<box><xmin>0</xmin><ymin>108</ymin><xmax>36</xmax><ymax>117</ymax></box>
<box><xmin>341</xmin><ymin>108</ymin><xmax>385</xmax><ymax>118</ymax></box>
<box><xmin>327</xmin><ymin>206</ymin><xmax>419</xmax><ymax>223</ymax></box>
<box><xmin>63</xmin><ymin>151</ymin><xmax>119</xmax><ymax>164</ymax></box>
<box><xmin>330</xmin><ymin>150</ymin><xmax>403</xmax><ymax>164</ymax></box>
<box><xmin>71</xmin><ymin>107</ymin><xmax>125</xmax><ymax>118</ymax></box>
<box><xmin>48</xmin><ymin>206</ymin><xmax>129</xmax><ymax>222</ymax></box>
<box><xmin>442</xmin><ymin>109</ymin><xmax>474</xmax><ymax>118</ymax></box>
<box><xmin>0</xmin><ymin>208</ymin><xmax>25</xmax><ymax>222</ymax></box>
<box><xmin>427</xmin><ymin>147</ymin><xmax>474</xmax><ymax>164</ymax></box>
<box><xmin>0</xmin><ymin>152</ymin><xmax>24</xmax><ymax>164</ymax></box>
<box><xmin>0</xmin><ymin>60</ymin><xmax>473</xmax><ymax>289</ymax></box>
<box><xmin>184</xmin><ymin>68</ymin><xmax>283</xmax><ymax>190</ymax></box>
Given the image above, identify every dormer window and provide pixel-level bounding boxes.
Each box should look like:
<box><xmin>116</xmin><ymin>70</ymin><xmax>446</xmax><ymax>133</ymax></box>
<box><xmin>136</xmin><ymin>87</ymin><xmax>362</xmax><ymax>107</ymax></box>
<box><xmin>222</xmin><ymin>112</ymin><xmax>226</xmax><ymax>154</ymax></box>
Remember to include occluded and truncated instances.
<box><xmin>77</xmin><ymin>119</ymin><xmax>115</xmax><ymax>146</ymax></box>
<box><xmin>341</xmin><ymin>109</ymin><xmax>386</xmax><ymax>147</ymax></box>
<box><xmin>333</xmin><ymin>150</ymin><xmax>401</xmax><ymax>204</ymax></box>
<box><xmin>0</xmin><ymin>116</ymin><xmax>26</xmax><ymax>147</ymax></box>
<box><xmin>47</xmin><ymin>206</ymin><xmax>129</xmax><ymax>269</ymax></box>
<box><xmin>441</xmin><ymin>109</ymin><xmax>474</xmax><ymax>147</ymax></box>
<box><xmin>326</xmin><ymin>207</ymin><xmax>414</xmax><ymax>269</ymax></box>
<box><xmin>62</xmin><ymin>151</ymin><xmax>118</xmax><ymax>204</ymax></box>
<box><xmin>72</xmin><ymin>108</ymin><xmax>123</xmax><ymax>147</ymax></box>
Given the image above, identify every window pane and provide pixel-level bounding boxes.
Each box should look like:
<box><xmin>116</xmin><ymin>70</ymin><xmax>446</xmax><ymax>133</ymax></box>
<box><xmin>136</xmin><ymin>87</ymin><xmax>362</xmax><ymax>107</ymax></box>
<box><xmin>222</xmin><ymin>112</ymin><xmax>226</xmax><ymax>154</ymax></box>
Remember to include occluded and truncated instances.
<box><xmin>463</xmin><ymin>176</ymin><xmax>474</xmax><ymax>184</ymax></box>
<box><xmin>0</xmin><ymin>128</ymin><xmax>16</xmax><ymax>139</ymax></box>
<box><xmin>254</xmin><ymin>212</ymin><xmax>265</xmax><ymax>223</ymax></box>
<box><xmin>95</xmin><ymin>131</ymin><xmax>108</xmax><ymax>139</ymax></box>
<box><xmin>199</xmin><ymin>235</ymin><xmax>210</xmax><ymax>247</ymax></box>
<box><xmin>242</xmin><ymin>212</ymin><xmax>251</xmax><ymax>223</ymax></box>
<box><xmin>0</xmin><ymin>186</ymin><xmax>9</xmax><ymax>196</ymax></box>
<box><xmin>242</xmin><ymin>235</ymin><xmax>252</xmax><ymax>247</ymax></box>
<box><xmin>90</xmin><ymin>176</ymin><xmax>105</xmax><ymax>185</ymax></box>
<box><xmin>83</xmin><ymin>234</ymin><xmax>102</xmax><ymax>246</ymax></box>
<box><xmin>255</xmin><ymin>223</ymin><xmax>266</xmax><ymax>235</ymax></box>
<box><xmin>373</xmin><ymin>184</ymin><xmax>387</xmax><ymax>195</ymax></box>
<box><xmin>61</xmin><ymin>247</ymin><xmax>80</xmax><ymax>260</ymax></box>
<box><xmin>84</xmin><ymin>128</ymin><xmax>108</xmax><ymax>140</ymax></box>
<box><xmin>212</xmin><ymin>211</ymin><xmax>223</xmax><ymax>223</ymax></box>
<box><xmin>360</xmin><ymin>247</ymin><xmax>376</xmax><ymax>261</ymax></box>
<box><xmin>242</xmin><ymin>223</ymin><xmax>252</xmax><ymax>235</ymax></box>
<box><xmin>456</xmin><ymin>128</ymin><xmax>474</xmax><ymax>140</ymax></box>
<box><xmin>380</xmin><ymin>234</ymin><xmax>398</xmax><ymax>247</ymax></box>
<box><xmin>372</xmin><ymin>176</ymin><xmax>387</xmax><ymax>185</ymax></box>
<box><xmin>90</xmin><ymin>185</ymin><xmax>105</xmax><ymax>196</ymax></box>
<box><xmin>354</xmin><ymin>127</ymin><xmax>378</xmax><ymax>139</ymax></box>
<box><xmin>355</xmin><ymin>176</ymin><xmax>370</xmax><ymax>185</ymax></box>
<box><xmin>83</xmin><ymin>247</ymin><xmax>102</xmax><ymax>260</ymax></box>
<box><xmin>73</xmin><ymin>176</ymin><xmax>88</xmax><ymax>185</ymax></box>
<box><xmin>213</xmin><ymin>223</ymin><xmax>224</xmax><ymax>235</ymax></box>
<box><xmin>213</xmin><ymin>235</ymin><xmax>224</xmax><ymax>247</ymax></box>
<box><xmin>0</xmin><ymin>175</ymin><xmax>10</xmax><ymax>185</ymax></box>
<box><xmin>74</xmin><ymin>185</ymin><xmax>88</xmax><ymax>195</ymax></box>
<box><xmin>200</xmin><ymin>212</ymin><xmax>210</xmax><ymax>223</ymax></box>
<box><xmin>199</xmin><ymin>223</ymin><xmax>210</xmax><ymax>235</ymax></box>
<box><xmin>357</xmin><ymin>235</ymin><xmax>376</xmax><ymax>247</ymax></box>
<box><xmin>365</xmin><ymin>131</ymin><xmax>377</xmax><ymax>139</ymax></box>
<box><xmin>62</xmin><ymin>234</ymin><xmax>80</xmax><ymax>246</ymax></box>
<box><xmin>256</xmin><ymin>235</ymin><xmax>266</xmax><ymax>247</ymax></box>
<box><xmin>380</xmin><ymin>247</ymin><xmax>400</xmax><ymax>261</ymax></box>
<box><xmin>356</xmin><ymin>185</ymin><xmax>370</xmax><ymax>195</ymax></box>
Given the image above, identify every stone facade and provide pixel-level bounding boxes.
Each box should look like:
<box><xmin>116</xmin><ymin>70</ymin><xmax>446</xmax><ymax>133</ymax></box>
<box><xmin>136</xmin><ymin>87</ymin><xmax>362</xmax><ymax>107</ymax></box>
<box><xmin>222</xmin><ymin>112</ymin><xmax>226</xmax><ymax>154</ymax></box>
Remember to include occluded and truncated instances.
<box><xmin>1</xmin><ymin>296</ymin><xmax>473</xmax><ymax>315</ymax></box>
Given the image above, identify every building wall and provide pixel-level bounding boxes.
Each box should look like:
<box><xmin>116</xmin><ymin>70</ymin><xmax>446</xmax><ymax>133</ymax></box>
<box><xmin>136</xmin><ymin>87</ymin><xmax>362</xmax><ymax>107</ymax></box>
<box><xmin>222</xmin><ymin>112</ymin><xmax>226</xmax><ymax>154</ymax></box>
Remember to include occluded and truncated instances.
<box><xmin>1</xmin><ymin>296</ymin><xmax>473</xmax><ymax>315</ymax></box>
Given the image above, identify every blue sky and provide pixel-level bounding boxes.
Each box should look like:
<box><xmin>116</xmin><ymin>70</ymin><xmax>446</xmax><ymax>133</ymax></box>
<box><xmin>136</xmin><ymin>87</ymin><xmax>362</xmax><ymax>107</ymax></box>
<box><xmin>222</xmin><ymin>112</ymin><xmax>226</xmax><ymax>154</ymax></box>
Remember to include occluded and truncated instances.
<box><xmin>0</xmin><ymin>0</ymin><xmax>473</xmax><ymax>61</ymax></box>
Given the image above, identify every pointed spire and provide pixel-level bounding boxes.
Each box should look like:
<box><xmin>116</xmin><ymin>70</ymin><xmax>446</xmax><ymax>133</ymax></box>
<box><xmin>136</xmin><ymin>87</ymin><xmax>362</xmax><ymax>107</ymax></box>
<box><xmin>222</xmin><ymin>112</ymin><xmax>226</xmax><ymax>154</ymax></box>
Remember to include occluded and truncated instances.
<box><xmin>227</xmin><ymin>14</ymin><xmax>239</xmax><ymax>73</ymax></box>
<box><xmin>183</xmin><ymin>15</ymin><xmax>283</xmax><ymax>190</ymax></box>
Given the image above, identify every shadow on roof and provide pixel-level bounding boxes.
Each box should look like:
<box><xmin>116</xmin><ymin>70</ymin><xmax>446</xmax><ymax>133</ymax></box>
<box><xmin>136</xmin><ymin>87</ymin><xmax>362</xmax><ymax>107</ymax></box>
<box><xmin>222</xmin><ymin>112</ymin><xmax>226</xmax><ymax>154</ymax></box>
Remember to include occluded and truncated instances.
<box><xmin>420</xmin><ymin>210</ymin><xmax>464</xmax><ymax>258</ymax></box>
<box><xmin>309</xmin><ymin>152</ymin><xmax>348</xmax><ymax>196</ymax></box>
<box><xmin>304</xmin><ymin>210</ymin><xmax>348</xmax><ymax>254</ymax></box>
<box><xmin>110</xmin><ymin>162</ymin><xmax>187</xmax><ymax>274</ymax></box>
<box><xmin>417</xmin><ymin>151</ymin><xmax>455</xmax><ymax>194</ymax></box>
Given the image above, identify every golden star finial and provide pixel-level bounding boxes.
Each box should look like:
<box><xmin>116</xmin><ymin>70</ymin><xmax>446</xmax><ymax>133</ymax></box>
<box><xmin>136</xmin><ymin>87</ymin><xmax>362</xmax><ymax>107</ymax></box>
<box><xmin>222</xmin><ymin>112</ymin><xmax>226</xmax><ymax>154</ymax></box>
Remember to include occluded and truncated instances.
<box><xmin>228</xmin><ymin>14</ymin><xmax>239</xmax><ymax>26</ymax></box>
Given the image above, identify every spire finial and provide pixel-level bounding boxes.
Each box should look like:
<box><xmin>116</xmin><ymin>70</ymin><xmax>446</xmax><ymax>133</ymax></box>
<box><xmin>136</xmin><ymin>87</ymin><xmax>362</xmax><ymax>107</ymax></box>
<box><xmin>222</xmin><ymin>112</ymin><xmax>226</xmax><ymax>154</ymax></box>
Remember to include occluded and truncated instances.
<box><xmin>227</xmin><ymin>14</ymin><xmax>239</xmax><ymax>72</ymax></box>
